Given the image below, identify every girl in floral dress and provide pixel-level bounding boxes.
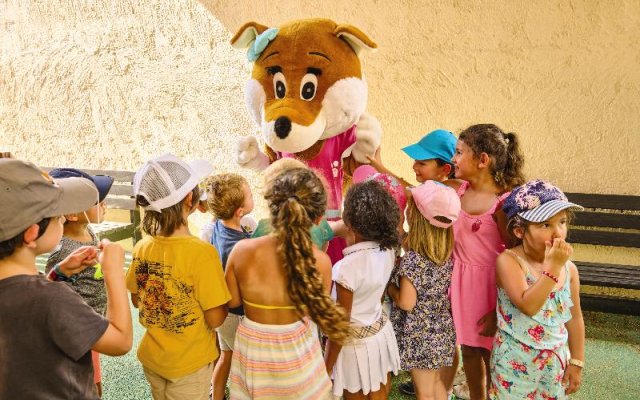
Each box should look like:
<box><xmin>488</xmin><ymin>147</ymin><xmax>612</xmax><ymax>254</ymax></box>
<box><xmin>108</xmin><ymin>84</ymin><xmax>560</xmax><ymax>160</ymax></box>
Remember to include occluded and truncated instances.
<box><xmin>388</xmin><ymin>181</ymin><xmax>461</xmax><ymax>400</ymax></box>
<box><xmin>491</xmin><ymin>180</ymin><xmax>585</xmax><ymax>399</ymax></box>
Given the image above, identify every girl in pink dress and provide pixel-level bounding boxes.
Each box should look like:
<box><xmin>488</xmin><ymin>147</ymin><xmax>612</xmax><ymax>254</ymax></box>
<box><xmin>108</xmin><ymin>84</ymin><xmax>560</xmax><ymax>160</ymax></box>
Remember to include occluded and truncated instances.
<box><xmin>448</xmin><ymin>124</ymin><xmax>525</xmax><ymax>399</ymax></box>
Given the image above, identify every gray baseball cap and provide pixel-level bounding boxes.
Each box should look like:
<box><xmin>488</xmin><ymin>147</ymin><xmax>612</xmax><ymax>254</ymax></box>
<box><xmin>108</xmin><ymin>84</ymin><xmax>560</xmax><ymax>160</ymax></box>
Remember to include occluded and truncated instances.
<box><xmin>0</xmin><ymin>159</ymin><xmax>99</xmax><ymax>241</ymax></box>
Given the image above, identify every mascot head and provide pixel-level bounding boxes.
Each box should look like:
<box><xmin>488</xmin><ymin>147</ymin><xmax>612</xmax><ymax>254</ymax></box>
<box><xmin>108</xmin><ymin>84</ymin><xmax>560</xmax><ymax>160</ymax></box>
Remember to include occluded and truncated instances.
<box><xmin>231</xmin><ymin>18</ymin><xmax>376</xmax><ymax>153</ymax></box>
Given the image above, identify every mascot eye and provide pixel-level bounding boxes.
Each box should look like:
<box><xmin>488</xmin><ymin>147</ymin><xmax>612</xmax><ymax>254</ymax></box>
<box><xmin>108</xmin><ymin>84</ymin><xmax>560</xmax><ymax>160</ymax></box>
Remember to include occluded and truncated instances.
<box><xmin>300</xmin><ymin>73</ymin><xmax>318</xmax><ymax>101</ymax></box>
<box><xmin>273</xmin><ymin>72</ymin><xmax>287</xmax><ymax>99</ymax></box>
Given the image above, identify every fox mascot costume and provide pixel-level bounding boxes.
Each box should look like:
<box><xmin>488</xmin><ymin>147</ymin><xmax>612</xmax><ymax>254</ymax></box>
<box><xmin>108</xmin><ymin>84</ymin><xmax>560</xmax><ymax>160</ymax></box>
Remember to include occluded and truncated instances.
<box><xmin>232</xmin><ymin>18</ymin><xmax>382</xmax><ymax>262</ymax></box>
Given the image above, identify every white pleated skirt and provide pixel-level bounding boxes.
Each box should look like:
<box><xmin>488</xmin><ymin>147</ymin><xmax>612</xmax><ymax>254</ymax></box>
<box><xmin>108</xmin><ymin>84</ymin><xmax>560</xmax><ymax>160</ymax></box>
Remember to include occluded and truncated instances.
<box><xmin>331</xmin><ymin>320</ymin><xmax>400</xmax><ymax>396</ymax></box>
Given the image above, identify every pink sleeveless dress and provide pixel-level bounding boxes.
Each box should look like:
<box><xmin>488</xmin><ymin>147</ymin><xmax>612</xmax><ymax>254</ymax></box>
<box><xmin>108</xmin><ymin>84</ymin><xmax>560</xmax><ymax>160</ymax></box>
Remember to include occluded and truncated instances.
<box><xmin>451</xmin><ymin>182</ymin><xmax>510</xmax><ymax>350</ymax></box>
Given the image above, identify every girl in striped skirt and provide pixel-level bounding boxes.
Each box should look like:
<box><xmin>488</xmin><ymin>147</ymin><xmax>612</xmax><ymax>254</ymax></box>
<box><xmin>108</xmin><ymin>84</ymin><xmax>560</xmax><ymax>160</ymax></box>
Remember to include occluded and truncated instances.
<box><xmin>225</xmin><ymin>168</ymin><xmax>350</xmax><ymax>399</ymax></box>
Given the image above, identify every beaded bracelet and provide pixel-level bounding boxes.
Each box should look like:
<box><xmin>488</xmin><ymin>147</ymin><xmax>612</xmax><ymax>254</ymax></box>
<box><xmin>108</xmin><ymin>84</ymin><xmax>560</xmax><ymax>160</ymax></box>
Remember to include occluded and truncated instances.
<box><xmin>541</xmin><ymin>270</ymin><xmax>559</xmax><ymax>284</ymax></box>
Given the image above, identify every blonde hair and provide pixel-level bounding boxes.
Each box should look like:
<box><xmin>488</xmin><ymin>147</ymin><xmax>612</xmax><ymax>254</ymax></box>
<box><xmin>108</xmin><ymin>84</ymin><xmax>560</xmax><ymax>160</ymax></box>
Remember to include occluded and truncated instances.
<box><xmin>137</xmin><ymin>185</ymin><xmax>200</xmax><ymax>237</ymax></box>
<box><xmin>265</xmin><ymin>168</ymin><xmax>351</xmax><ymax>344</ymax></box>
<box><xmin>204</xmin><ymin>173</ymin><xmax>248</xmax><ymax>220</ymax></box>
<box><xmin>406</xmin><ymin>198</ymin><xmax>454</xmax><ymax>265</ymax></box>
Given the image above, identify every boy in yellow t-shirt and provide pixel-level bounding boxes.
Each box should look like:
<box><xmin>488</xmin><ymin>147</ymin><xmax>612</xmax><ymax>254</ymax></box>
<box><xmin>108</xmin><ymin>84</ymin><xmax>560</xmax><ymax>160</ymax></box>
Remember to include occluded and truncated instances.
<box><xmin>126</xmin><ymin>154</ymin><xmax>230</xmax><ymax>400</ymax></box>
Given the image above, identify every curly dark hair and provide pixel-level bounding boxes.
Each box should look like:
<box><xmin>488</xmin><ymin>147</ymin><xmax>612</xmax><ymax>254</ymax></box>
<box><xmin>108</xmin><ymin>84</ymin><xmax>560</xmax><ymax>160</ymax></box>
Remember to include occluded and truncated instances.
<box><xmin>343</xmin><ymin>180</ymin><xmax>401</xmax><ymax>251</ymax></box>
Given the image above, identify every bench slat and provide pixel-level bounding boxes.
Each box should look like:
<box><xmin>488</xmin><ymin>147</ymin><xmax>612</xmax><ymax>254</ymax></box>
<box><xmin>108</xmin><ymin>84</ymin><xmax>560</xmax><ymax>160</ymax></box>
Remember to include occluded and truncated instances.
<box><xmin>580</xmin><ymin>294</ymin><xmax>640</xmax><ymax>316</ymax></box>
<box><xmin>572</xmin><ymin>211</ymin><xmax>640</xmax><ymax>230</ymax></box>
<box><xmin>105</xmin><ymin>197</ymin><xmax>137</xmax><ymax>210</ymax></box>
<box><xmin>566</xmin><ymin>193</ymin><xmax>640</xmax><ymax>211</ymax></box>
<box><xmin>569</xmin><ymin>229</ymin><xmax>640</xmax><ymax>248</ymax></box>
<box><xmin>109</xmin><ymin>184</ymin><xmax>134</xmax><ymax>197</ymax></box>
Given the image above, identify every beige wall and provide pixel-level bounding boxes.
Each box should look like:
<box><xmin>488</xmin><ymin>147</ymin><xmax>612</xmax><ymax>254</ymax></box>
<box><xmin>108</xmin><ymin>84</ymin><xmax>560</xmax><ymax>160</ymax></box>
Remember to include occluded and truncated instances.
<box><xmin>1</xmin><ymin>0</ymin><xmax>638</xmax><ymax>264</ymax></box>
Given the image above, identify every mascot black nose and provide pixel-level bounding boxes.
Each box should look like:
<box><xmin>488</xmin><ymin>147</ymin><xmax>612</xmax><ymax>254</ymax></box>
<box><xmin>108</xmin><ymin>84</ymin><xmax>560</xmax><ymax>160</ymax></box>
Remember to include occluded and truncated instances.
<box><xmin>274</xmin><ymin>117</ymin><xmax>292</xmax><ymax>139</ymax></box>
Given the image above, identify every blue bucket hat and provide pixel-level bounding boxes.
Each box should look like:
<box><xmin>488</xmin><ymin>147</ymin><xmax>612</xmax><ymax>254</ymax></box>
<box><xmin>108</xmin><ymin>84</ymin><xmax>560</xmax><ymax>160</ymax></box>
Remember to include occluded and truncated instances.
<box><xmin>401</xmin><ymin>129</ymin><xmax>457</xmax><ymax>164</ymax></box>
<box><xmin>503</xmin><ymin>179</ymin><xmax>584</xmax><ymax>222</ymax></box>
<box><xmin>49</xmin><ymin>168</ymin><xmax>114</xmax><ymax>203</ymax></box>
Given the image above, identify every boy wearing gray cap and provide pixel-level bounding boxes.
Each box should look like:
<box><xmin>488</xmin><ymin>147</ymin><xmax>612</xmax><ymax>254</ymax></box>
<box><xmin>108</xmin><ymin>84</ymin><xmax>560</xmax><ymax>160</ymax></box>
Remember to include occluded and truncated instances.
<box><xmin>0</xmin><ymin>159</ymin><xmax>132</xmax><ymax>400</ymax></box>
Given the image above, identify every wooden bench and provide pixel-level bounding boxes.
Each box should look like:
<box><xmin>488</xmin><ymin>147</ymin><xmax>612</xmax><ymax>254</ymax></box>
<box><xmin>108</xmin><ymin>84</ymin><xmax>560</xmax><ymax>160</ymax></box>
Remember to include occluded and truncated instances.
<box><xmin>567</xmin><ymin>193</ymin><xmax>640</xmax><ymax>316</ymax></box>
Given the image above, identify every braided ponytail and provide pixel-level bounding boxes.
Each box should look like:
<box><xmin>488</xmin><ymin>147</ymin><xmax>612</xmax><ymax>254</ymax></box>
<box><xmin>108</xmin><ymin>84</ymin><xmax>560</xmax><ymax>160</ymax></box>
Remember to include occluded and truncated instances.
<box><xmin>265</xmin><ymin>168</ymin><xmax>351</xmax><ymax>344</ymax></box>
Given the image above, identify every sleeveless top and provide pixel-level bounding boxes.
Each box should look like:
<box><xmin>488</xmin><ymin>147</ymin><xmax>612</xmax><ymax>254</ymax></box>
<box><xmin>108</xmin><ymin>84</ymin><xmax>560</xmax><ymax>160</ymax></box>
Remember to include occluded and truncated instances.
<box><xmin>496</xmin><ymin>250</ymin><xmax>573</xmax><ymax>350</ymax></box>
<box><xmin>450</xmin><ymin>181</ymin><xmax>510</xmax><ymax>349</ymax></box>
<box><xmin>452</xmin><ymin>181</ymin><xmax>509</xmax><ymax>266</ymax></box>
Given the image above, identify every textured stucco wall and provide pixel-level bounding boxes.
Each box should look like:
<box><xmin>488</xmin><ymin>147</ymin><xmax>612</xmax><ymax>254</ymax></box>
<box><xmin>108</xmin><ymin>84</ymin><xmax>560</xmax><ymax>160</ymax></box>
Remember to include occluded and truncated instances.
<box><xmin>1</xmin><ymin>0</ymin><xmax>638</xmax><ymax>264</ymax></box>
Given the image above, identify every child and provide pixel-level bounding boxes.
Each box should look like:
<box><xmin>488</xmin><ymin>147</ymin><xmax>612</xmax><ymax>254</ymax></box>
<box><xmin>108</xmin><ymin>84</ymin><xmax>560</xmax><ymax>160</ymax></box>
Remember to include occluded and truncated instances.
<box><xmin>45</xmin><ymin>168</ymin><xmax>115</xmax><ymax>397</ymax></box>
<box><xmin>388</xmin><ymin>181</ymin><xmax>460</xmax><ymax>400</ymax></box>
<box><xmin>225</xmin><ymin>168</ymin><xmax>350</xmax><ymax>399</ymax></box>
<box><xmin>125</xmin><ymin>153</ymin><xmax>230</xmax><ymax>400</ymax></box>
<box><xmin>251</xmin><ymin>158</ymin><xmax>335</xmax><ymax>250</ymax></box>
<box><xmin>490</xmin><ymin>180</ymin><xmax>585</xmax><ymax>399</ymax></box>
<box><xmin>368</xmin><ymin>129</ymin><xmax>460</xmax><ymax>397</ymax></box>
<box><xmin>367</xmin><ymin>128</ymin><xmax>457</xmax><ymax>188</ymax></box>
<box><xmin>0</xmin><ymin>159</ymin><xmax>132</xmax><ymax>399</ymax></box>
<box><xmin>325</xmin><ymin>180</ymin><xmax>402</xmax><ymax>399</ymax></box>
<box><xmin>449</xmin><ymin>123</ymin><xmax>525</xmax><ymax>399</ymax></box>
<box><xmin>200</xmin><ymin>173</ymin><xmax>254</xmax><ymax>400</ymax></box>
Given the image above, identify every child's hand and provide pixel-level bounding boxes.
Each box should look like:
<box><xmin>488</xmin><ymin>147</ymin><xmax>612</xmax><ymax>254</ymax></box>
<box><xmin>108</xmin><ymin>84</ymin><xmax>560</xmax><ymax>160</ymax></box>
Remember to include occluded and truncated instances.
<box><xmin>563</xmin><ymin>364</ymin><xmax>582</xmax><ymax>394</ymax></box>
<box><xmin>58</xmin><ymin>246</ymin><xmax>99</xmax><ymax>276</ymax></box>
<box><xmin>97</xmin><ymin>240</ymin><xmax>125</xmax><ymax>278</ymax></box>
<box><xmin>365</xmin><ymin>148</ymin><xmax>389</xmax><ymax>175</ymax></box>
<box><xmin>544</xmin><ymin>238</ymin><xmax>573</xmax><ymax>271</ymax></box>
<box><xmin>477</xmin><ymin>310</ymin><xmax>498</xmax><ymax>337</ymax></box>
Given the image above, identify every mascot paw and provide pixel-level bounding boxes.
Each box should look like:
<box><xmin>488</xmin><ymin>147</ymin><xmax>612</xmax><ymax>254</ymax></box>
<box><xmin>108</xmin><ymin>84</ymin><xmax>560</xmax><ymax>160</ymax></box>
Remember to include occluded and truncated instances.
<box><xmin>236</xmin><ymin>136</ymin><xmax>270</xmax><ymax>170</ymax></box>
<box><xmin>351</xmin><ymin>113</ymin><xmax>382</xmax><ymax>163</ymax></box>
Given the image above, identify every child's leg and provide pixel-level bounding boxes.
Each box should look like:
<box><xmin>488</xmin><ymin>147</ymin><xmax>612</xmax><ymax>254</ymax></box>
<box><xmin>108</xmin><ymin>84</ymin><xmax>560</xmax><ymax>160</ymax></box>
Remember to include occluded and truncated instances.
<box><xmin>143</xmin><ymin>366</ymin><xmax>169</xmax><ymax>400</ymax></box>
<box><xmin>212</xmin><ymin>350</ymin><xmax>232</xmax><ymax>400</ymax></box>
<box><xmin>412</xmin><ymin>368</ymin><xmax>447</xmax><ymax>400</ymax></box>
<box><xmin>212</xmin><ymin>314</ymin><xmax>239</xmax><ymax>399</ymax></box>
<box><xmin>164</xmin><ymin>362</ymin><xmax>214</xmax><ymax>400</ymax></box>
<box><xmin>440</xmin><ymin>346</ymin><xmax>460</xmax><ymax>393</ymax></box>
<box><xmin>343</xmin><ymin>373</ymin><xmax>392</xmax><ymax>400</ymax></box>
<box><xmin>461</xmin><ymin>345</ymin><xmax>489</xmax><ymax>400</ymax></box>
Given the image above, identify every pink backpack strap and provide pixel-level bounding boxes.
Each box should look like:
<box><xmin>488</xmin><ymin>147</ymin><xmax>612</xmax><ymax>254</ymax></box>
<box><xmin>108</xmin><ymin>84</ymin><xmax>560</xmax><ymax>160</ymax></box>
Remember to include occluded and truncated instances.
<box><xmin>492</xmin><ymin>190</ymin><xmax>511</xmax><ymax>213</ymax></box>
<box><xmin>456</xmin><ymin>181</ymin><xmax>469</xmax><ymax>197</ymax></box>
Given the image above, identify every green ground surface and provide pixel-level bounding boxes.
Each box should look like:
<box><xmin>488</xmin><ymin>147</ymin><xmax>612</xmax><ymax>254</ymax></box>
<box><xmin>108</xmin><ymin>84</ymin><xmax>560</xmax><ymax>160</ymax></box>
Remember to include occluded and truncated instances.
<box><xmin>103</xmin><ymin>310</ymin><xmax>640</xmax><ymax>400</ymax></box>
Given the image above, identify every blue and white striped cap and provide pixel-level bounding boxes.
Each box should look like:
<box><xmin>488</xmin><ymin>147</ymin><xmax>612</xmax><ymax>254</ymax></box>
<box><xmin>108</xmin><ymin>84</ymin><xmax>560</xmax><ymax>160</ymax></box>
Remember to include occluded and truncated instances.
<box><xmin>503</xmin><ymin>179</ymin><xmax>584</xmax><ymax>222</ymax></box>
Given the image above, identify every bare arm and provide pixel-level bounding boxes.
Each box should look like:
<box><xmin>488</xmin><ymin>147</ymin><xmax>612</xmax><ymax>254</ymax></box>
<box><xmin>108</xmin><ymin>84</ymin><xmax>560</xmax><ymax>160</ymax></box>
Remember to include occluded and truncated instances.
<box><xmin>313</xmin><ymin>250</ymin><xmax>333</xmax><ymax>295</ymax></box>
<box><xmin>92</xmin><ymin>240</ymin><xmax>133</xmax><ymax>356</ymax></box>
<box><xmin>225</xmin><ymin>249</ymin><xmax>243</xmax><ymax>310</ymax></box>
<box><xmin>497</xmin><ymin>240</ymin><xmax>571</xmax><ymax>317</ymax></box>
<box><xmin>563</xmin><ymin>262</ymin><xmax>584</xmax><ymax>395</ymax></box>
<box><xmin>387</xmin><ymin>276</ymin><xmax>417</xmax><ymax>311</ymax></box>
<box><xmin>324</xmin><ymin>284</ymin><xmax>352</xmax><ymax>374</ymax></box>
<box><xmin>366</xmin><ymin>153</ymin><xmax>413</xmax><ymax>188</ymax></box>
<box><xmin>203</xmin><ymin>306</ymin><xmax>228</xmax><ymax>330</ymax></box>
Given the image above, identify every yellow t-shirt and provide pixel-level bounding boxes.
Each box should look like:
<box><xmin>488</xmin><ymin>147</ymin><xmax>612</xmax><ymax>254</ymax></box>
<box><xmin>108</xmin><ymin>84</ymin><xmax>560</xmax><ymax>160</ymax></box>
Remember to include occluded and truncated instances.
<box><xmin>125</xmin><ymin>235</ymin><xmax>231</xmax><ymax>378</ymax></box>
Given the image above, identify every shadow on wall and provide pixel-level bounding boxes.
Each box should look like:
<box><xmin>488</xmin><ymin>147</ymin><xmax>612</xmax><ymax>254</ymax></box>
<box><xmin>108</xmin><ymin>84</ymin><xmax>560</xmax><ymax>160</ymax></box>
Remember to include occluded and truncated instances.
<box><xmin>0</xmin><ymin>0</ymin><xmax>254</xmax><ymax>175</ymax></box>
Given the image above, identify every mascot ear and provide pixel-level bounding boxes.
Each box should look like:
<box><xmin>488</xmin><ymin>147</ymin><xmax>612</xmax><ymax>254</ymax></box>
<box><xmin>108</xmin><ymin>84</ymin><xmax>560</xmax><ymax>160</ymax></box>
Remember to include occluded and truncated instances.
<box><xmin>334</xmin><ymin>24</ymin><xmax>377</xmax><ymax>56</ymax></box>
<box><xmin>231</xmin><ymin>22</ymin><xmax>269</xmax><ymax>49</ymax></box>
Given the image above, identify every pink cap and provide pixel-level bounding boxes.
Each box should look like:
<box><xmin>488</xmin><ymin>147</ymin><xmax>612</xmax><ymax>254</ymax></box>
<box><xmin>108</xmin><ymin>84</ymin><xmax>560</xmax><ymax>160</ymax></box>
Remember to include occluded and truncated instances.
<box><xmin>352</xmin><ymin>165</ymin><xmax>377</xmax><ymax>184</ymax></box>
<box><xmin>410</xmin><ymin>181</ymin><xmax>461</xmax><ymax>228</ymax></box>
<box><xmin>352</xmin><ymin>165</ymin><xmax>407</xmax><ymax>211</ymax></box>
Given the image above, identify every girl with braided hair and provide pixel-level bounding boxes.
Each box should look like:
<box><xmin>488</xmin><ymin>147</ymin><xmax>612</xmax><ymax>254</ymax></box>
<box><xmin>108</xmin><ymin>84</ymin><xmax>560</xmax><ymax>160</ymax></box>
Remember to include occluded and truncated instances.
<box><xmin>225</xmin><ymin>167</ymin><xmax>350</xmax><ymax>399</ymax></box>
<box><xmin>325</xmin><ymin>180</ymin><xmax>402</xmax><ymax>399</ymax></box>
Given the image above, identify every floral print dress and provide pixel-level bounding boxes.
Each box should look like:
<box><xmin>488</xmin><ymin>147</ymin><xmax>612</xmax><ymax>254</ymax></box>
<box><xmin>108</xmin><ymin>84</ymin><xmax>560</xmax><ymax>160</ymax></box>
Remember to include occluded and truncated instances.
<box><xmin>489</xmin><ymin>250</ymin><xmax>574</xmax><ymax>400</ymax></box>
<box><xmin>390</xmin><ymin>250</ymin><xmax>456</xmax><ymax>370</ymax></box>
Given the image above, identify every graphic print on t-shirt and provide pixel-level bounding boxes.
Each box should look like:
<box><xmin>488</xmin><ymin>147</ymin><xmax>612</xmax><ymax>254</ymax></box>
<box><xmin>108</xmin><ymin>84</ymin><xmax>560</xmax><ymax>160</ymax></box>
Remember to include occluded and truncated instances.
<box><xmin>134</xmin><ymin>258</ymin><xmax>198</xmax><ymax>333</ymax></box>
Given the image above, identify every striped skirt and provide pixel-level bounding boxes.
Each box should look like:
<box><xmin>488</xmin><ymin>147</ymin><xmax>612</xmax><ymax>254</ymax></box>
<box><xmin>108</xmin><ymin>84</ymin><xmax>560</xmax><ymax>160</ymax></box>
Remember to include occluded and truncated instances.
<box><xmin>229</xmin><ymin>317</ymin><xmax>332</xmax><ymax>399</ymax></box>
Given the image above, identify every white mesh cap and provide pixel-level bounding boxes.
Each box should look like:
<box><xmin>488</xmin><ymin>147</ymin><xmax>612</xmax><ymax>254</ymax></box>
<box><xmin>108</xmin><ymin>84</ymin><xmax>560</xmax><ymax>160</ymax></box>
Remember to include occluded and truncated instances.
<box><xmin>133</xmin><ymin>153</ymin><xmax>213</xmax><ymax>212</ymax></box>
